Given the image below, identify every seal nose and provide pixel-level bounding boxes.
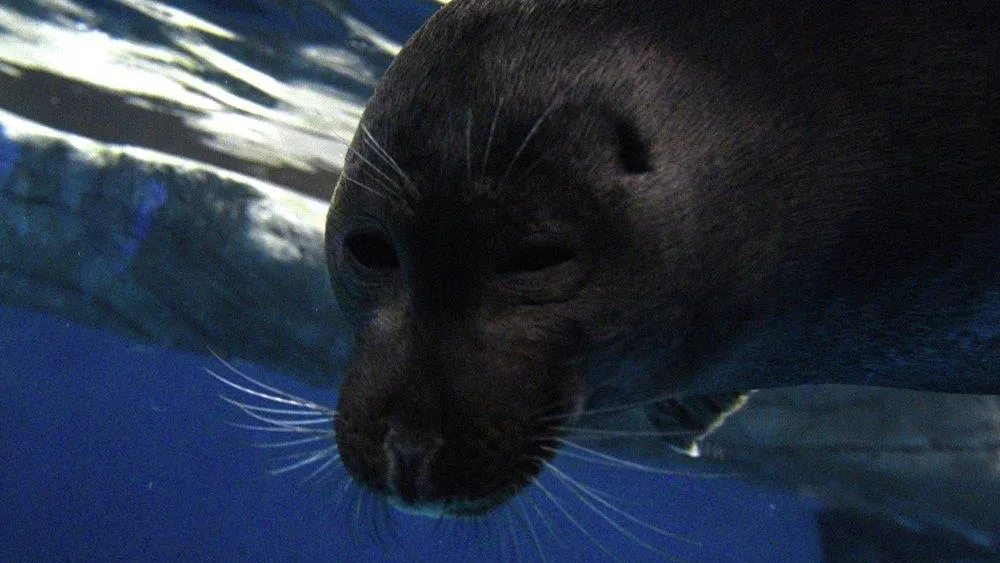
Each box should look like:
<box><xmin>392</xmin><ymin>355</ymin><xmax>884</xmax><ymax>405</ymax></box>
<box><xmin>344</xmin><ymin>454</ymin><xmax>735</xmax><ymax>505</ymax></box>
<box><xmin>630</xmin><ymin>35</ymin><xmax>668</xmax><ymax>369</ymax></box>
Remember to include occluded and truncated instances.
<box><xmin>383</xmin><ymin>427</ymin><xmax>443</xmax><ymax>503</ymax></box>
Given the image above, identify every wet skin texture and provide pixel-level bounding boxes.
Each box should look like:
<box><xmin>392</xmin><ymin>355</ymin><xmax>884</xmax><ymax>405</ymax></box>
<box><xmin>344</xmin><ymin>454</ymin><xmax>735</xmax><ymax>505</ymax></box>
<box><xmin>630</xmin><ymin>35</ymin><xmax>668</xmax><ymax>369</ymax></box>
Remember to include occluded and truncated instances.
<box><xmin>325</xmin><ymin>0</ymin><xmax>999</xmax><ymax>515</ymax></box>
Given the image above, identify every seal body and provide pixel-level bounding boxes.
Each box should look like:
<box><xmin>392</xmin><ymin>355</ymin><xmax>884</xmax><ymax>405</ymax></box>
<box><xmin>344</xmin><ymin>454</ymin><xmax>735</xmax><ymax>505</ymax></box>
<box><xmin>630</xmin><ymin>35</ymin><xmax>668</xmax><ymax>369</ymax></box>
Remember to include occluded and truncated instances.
<box><xmin>325</xmin><ymin>0</ymin><xmax>999</xmax><ymax>515</ymax></box>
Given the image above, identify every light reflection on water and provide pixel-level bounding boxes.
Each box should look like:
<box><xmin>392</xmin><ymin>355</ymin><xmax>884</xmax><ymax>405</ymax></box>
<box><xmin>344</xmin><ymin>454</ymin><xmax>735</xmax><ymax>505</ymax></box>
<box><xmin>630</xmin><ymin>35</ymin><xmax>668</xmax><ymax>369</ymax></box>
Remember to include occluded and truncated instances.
<box><xmin>0</xmin><ymin>0</ymin><xmax>399</xmax><ymax>198</ymax></box>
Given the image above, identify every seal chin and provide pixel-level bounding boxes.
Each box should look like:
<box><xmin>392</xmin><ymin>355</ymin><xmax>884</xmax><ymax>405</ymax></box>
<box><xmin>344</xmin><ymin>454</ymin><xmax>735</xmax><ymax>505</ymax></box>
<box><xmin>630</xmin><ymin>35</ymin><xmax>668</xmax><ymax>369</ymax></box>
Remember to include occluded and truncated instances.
<box><xmin>388</xmin><ymin>493</ymin><xmax>513</xmax><ymax>518</ymax></box>
<box><xmin>388</xmin><ymin>497</ymin><xmax>449</xmax><ymax>518</ymax></box>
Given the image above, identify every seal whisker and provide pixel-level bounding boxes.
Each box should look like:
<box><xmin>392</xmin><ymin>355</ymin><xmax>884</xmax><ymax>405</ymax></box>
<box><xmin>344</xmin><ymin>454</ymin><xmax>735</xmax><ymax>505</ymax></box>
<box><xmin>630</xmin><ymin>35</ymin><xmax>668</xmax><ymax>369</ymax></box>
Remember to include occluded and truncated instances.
<box><xmin>299</xmin><ymin>455</ymin><xmax>342</xmax><ymax>486</ymax></box>
<box><xmin>527</xmin><ymin>399</ymin><xmax>570</xmax><ymax>420</ymax></box>
<box><xmin>465</xmin><ymin>107</ymin><xmax>474</xmax><ymax>193</ymax></box>
<box><xmin>227</xmin><ymin>422</ymin><xmax>329</xmax><ymax>434</ymax></box>
<box><xmin>499</xmin><ymin>62</ymin><xmax>602</xmax><ymax>186</ymax></box>
<box><xmin>522</xmin><ymin>489</ymin><xmax>564</xmax><ymax>548</ymax></box>
<box><xmin>530</xmin><ymin>476</ymin><xmax>621</xmax><ymax>562</ymax></box>
<box><xmin>338</xmin><ymin>172</ymin><xmax>393</xmax><ymax>202</ymax></box>
<box><xmin>543</xmin><ymin>446</ymin><xmax>680</xmax><ymax>474</ymax></box>
<box><xmin>269</xmin><ymin>447</ymin><xmax>338</xmax><ymax>476</ymax></box>
<box><xmin>252</xmin><ymin>435</ymin><xmax>330</xmax><ymax>449</ymax></box>
<box><xmin>499</xmin><ymin>99</ymin><xmax>559</xmax><ymax>187</ymax></box>
<box><xmin>206</xmin><ymin>351</ymin><xmax>336</xmax><ymax>413</ymax></box>
<box><xmin>554</xmin><ymin>426</ymin><xmax>699</xmax><ymax>438</ymax></box>
<box><xmin>504</xmin><ymin>505</ymin><xmax>523</xmax><ymax>563</ymax></box>
<box><xmin>270</xmin><ymin>446</ymin><xmax>338</xmax><ymax>463</ymax></box>
<box><xmin>360</xmin><ymin>124</ymin><xmax>415</xmax><ymax>194</ymax></box>
<box><xmin>220</xmin><ymin>396</ymin><xmax>331</xmax><ymax>427</ymax></box>
<box><xmin>544</xmin><ymin>461</ymin><xmax>686</xmax><ymax>561</ymax></box>
<box><xmin>222</xmin><ymin>401</ymin><xmax>323</xmax><ymax>417</ymax></box>
<box><xmin>542</xmin><ymin>391</ymin><xmax>687</xmax><ymax>422</ymax></box>
<box><xmin>209</xmin><ymin>368</ymin><xmax>308</xmax><ymax>409</ymax></box>
<box><xmin>511</xmin><ymin>146</ymin><xmax>557</xmax><ymax>187</ymax></box>
<box><xmin>557</xmin><ymin>467</ymin><xmax>700</xmax><ymax>547</ymax></box>
<box><xmin>346</xmin><ymin>145</ymin><xmax>404</xmax><ymax>198</ymax></box>
<box><xmin>479</xmin><ymin>96</ymin><xmax>504</xmax><ymax>185</ymax></box>
<box><xmin>207</xmin><ymin>371</ymin><xmax>336</xmax><ymax>418</ymax></box>
<box><xmin>334</xmin><ymin>478</ymin><xmax>354</xmax><ymax>513</ymax></box>
<box><xmin>218</xmin><ymin>395</ymin><xmax>327</xmax><ymax>421</ymax></box>
<box><xmin>547</xmin><ymin>441</ymin><xmax>733</xmax><ymax>479</ymax></box>
<box><xmin>515</xmin><ymin>497</ymin><xmax>550</xmax><ymax>563</ymax></box>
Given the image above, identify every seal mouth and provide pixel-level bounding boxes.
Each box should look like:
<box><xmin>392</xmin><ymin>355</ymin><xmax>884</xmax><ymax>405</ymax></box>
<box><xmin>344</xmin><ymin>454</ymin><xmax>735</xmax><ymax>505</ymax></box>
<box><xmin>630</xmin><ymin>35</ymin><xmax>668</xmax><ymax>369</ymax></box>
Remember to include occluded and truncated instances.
<box><xmin>331</xmin><ymin>395</ymin><xmax>566</xmax><ymax>518</ymax></box>
<box><xmin>388</xmin><ymin>484</ymin><xmax>521</xmax><ymax>518</ymax></box>
<box><xmin>356</xmin><ymin>427</ymin><xmax>558</xmax><ymax>518</ymax></box>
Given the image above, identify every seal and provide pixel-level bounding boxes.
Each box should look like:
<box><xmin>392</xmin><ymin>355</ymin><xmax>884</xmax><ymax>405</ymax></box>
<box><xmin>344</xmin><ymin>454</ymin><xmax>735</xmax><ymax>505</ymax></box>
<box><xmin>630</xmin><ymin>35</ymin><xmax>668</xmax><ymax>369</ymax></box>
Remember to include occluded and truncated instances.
<box><xmin>324</xmin><ymin>0</ymin><xmax>999</xmax><ymax>516</ymax></box>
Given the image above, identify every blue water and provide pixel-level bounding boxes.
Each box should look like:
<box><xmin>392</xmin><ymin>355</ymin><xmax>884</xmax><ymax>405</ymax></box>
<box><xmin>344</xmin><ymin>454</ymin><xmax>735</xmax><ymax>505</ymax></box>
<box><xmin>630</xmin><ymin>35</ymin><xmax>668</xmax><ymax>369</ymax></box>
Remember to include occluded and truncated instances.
<box><xmin>0</xmin><ymin>305</ymin><xmax>818</xmax><ymax>562</ymax></box>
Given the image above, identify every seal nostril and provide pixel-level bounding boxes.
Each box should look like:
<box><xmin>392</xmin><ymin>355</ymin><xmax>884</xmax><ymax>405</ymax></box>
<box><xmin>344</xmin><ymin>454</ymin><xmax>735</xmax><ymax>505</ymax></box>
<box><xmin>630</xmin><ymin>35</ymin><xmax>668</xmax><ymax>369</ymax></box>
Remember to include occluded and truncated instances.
<box><xmin>383</xmin><ymin>428</ymin><xmax>443</xmax><ymax>503</ymax></box>
<box><xmin>616</xmin><ymin>120</ymin><xmax>652</xmax><ymax>175</ymax></box>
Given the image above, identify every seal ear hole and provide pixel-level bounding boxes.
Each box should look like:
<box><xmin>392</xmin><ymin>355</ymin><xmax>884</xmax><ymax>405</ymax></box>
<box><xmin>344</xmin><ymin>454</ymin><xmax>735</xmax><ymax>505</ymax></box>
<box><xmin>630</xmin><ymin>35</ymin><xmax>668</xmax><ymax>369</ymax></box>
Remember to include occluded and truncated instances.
<box><xmin>344</xmin><ymin>230</ymin><xmax>399</xmax><ymax>271</ymax></box>
<box><xmin>500</xmin><ymin>244</ymin><xmax>576</xmax><ymax>274</ymax></box>
<box><xmin>616</xmin><ymin>121</ymin><xmax>652</xmax><ymax>175</ymax></box>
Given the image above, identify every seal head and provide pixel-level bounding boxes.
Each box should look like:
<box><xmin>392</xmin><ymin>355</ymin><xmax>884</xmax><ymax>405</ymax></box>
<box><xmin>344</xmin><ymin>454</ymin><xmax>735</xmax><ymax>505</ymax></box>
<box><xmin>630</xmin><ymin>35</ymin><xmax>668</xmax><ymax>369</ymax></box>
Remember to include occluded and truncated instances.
<box><xmin>325</xmin><ymin>0</ymin><xmax>683</xmax><ymax>515</ymax></box>
<box><xmin>326</xmin><ymin>0</ymin><xmax>999</xmax><ymax>515</ymax></box>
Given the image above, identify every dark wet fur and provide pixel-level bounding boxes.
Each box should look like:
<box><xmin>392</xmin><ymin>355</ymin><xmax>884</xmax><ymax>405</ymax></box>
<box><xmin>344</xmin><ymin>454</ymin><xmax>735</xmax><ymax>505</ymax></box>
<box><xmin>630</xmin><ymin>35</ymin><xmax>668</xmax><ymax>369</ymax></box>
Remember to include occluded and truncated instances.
<box><xmin>325</xmin><ymin>0</ymin><xmax>999</xmax><ymax>519</ymax></box>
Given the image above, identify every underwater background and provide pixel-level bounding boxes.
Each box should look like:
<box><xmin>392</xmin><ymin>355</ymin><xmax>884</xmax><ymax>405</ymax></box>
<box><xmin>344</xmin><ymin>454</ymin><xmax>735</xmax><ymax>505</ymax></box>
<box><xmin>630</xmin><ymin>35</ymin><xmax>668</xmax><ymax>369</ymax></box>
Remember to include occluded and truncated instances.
<box><xmin>1</xmin><ymin>0</ymin><xmax>825</xmax><ymax>561</ymax></box>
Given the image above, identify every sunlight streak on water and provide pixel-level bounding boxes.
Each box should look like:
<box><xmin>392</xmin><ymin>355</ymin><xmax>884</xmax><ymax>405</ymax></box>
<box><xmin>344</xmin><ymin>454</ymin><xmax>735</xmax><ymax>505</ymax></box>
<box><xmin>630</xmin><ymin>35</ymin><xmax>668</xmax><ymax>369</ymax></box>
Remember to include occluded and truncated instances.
<box><xmin>0</xmin><ymin>0</ymin><xmax>387</xmax><ymax>196</ymax></box>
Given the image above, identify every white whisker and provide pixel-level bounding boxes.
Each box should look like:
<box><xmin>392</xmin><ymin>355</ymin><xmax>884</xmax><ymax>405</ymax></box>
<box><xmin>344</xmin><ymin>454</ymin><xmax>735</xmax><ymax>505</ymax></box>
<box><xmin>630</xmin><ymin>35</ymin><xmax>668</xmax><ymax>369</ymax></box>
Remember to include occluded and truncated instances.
<box><xmin>225</xmin><ymin>401</ymin><xmax>323</xmax><ymax>417</ymax></box>
<box><xmin>206</xmin><ymin>351</ymin><xmax>334</xmax><ymax>415</ymax></box>
<box><xmin>523</xmin><ymin>489</ymin><xmax>563</xmax><ymax>547</ymax></box>
<box><xmin>301</xmin><ymin>454</ymin><xmax>342</xmax><ymax>485</ymax></box>
<box><xmin>221</xmin><ymin>396</ymin><xmax>331</xmax><ymax>427</ymax></box>
<box><xmin>208</xmin><ymin>368</ymin><xmax>309</xmax><ymax>409</ymax></box>
<box><xmin>553</xmin><ymin>466</ymin><xmax>700</xmax><ymax>546</ymax></box>
<box><xmin>553</xmin><ymin>391</ymin><xmax>686</xmax><ymax>422</ymax></box>
<box><xmin>500</xmin><ymin>64</ymin><xmax>596</xmax><ymax>185</ymax></box>
<box><xmin>504</xmin><ymin>505</ymin><xmax>522</xmax><ymax>563</ymax></box>
<box><xmin>270</xmin><ymin>447</ymin><xmax>337</xmax><ymax>463</ymax></box>
<box><xmin>253</xmin><ymin>435</ymin><xmax>330</xmax><ymax>449</ymax></box>
<box><xmin>549</xmin><ymin>440</ymin><xmax>731</xmax><ymax>479</ymax></box>
<box><xmin>465</xmin><ymin>107</ymin><xmax>474</xmax><ymax>189</ymax></box>
<box><xmin>209</xmin><ymin>353</ymin><xmax>343</xmax><ymax>490</ymax></box>
<box><xmin>516</xmin><ymin>497</ymin><xmax>549</xmax><ymax>563</ymax></box>
<box><xmin>544</xmin><ymin>462</ymin><xmax>685</xmax><ymax>561</ymax></box>
<box><xmin>361</xmin><ymin>124</ymin><xmax>414</xmax><ymax>190</ymax></box>
<box><xmin>339</xmin><ymin>173</ymin><xmax>392</xmax><ymax>201</ymax></box>
<box><xmin>227</xmin><ymin>422</ymin><xmax>329</xmax><ymax>434</ymax></box>
<box><xmin>500</xmin><ymin>99</ymin><xmax>558</xmax><ymax>186</ymax></box>
<box><xmin>347</xmin><ymin>145</ymin><xmax>403</xmax><ymax>198</ymax></box>
<box><xmin>479</xmin><ymin>96</ymin><xmax>503</xmax><ymax>185</ymax></box>
<box><xmin>532</xmin><ymin>477</ymin><xmax>620</xmax><ymax>561</ymax></box>
<box><xmin>555</xmin><ymin>426</ymin><xmax>698</xmax><ymax>438</ymax></box>
<box><xmin>269</xmin><ymin>447</ymin><xmax>337</xmax><ymax>476</ymax></box>
<box><xmin>334</xmin><ymin>479</ymin><xmax>354</xmax><ymax>512</ymax></box>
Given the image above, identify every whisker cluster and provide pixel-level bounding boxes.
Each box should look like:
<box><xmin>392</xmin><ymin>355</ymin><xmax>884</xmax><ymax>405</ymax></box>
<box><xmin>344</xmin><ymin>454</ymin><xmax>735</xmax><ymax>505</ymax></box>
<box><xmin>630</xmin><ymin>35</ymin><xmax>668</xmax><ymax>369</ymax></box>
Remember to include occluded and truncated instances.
<box><xmin>505</xmin><ymin>445</ymin><xmax>710</xmax><ymax>562</ymax></box>
<box><xmin>206</xmin><ymin>350</ymin><xmax>342</xmax><ymax>485</ymax></box>
<box><xmin>332</xmin><ymin>124</ymin><xmax>419</xmax><ymax>205</ymax></box>
<box><xmin>495</xmin><ymin>455</ymin><xmax>700</xmax><ymax>561</ymax></box>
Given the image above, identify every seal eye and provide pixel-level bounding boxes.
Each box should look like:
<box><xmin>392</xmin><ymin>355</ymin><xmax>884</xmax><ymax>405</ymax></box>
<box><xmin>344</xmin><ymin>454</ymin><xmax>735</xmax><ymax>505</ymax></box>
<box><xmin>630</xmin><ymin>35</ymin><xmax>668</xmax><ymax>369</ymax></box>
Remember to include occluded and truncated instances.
<box><xmin>344</xmin><ymin>230</ymin><xmax>399</xmax><ymax>271</ymax></box>
<box><xmin>500</xmin><ymin>243</ymin><xmax>575</xmax><ymax>274</ymax></box>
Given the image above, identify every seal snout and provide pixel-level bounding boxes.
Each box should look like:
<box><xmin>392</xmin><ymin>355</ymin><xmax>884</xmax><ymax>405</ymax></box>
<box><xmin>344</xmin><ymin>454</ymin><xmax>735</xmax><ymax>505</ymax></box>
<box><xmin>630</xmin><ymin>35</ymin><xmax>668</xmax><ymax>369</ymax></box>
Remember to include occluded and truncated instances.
<box><xmin>383</xmin><ymin>425</ymin><xmax>444</xmax><ymax>505</ymax></box>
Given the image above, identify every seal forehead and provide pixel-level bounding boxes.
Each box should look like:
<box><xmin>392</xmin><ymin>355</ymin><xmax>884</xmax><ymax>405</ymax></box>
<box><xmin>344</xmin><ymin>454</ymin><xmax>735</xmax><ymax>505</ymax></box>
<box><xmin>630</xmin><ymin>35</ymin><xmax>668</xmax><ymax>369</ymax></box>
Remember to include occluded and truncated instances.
<box><xmin>359</xmin><ymin>0</ymin><xmax>668</xmax><ymax>160</ymax></box>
